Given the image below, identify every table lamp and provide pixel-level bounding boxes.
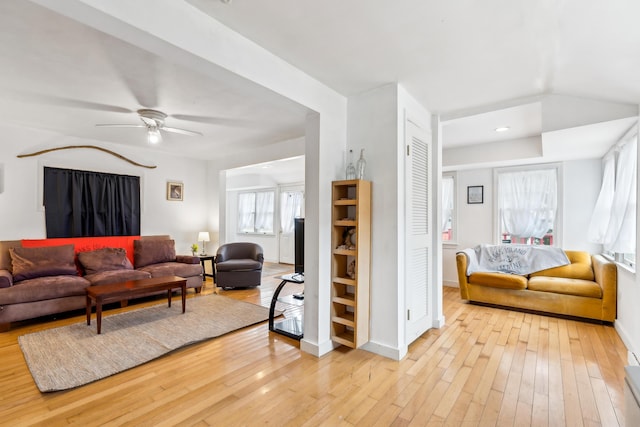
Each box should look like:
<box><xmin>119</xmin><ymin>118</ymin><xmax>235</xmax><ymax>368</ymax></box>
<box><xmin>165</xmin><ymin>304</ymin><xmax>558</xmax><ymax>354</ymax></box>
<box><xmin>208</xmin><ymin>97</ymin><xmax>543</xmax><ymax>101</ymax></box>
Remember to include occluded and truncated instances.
<box><xmin>198</xmin><ymin>231</ymin><xmax>210</xmax><ymax>256</ymax></box>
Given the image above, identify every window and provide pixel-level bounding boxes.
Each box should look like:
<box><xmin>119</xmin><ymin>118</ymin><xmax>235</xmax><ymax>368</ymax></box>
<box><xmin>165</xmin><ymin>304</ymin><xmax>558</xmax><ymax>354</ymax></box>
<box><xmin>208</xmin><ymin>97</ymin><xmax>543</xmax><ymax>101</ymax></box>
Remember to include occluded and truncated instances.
<box><xmin>238</xmin><ymin>190</ymin><xmax>275</xmax><ymax>234</ymax></box>
<box><xmin>280</xmin><ymin>190</ymin><xmax>304</xmax><ymax>234</ymax></box>
<box><xmin>496</xmin><ymin>165</ymin><xmax>560</xmax><ymax>246</ymax></box>
<box><xmin>43</xmin><ymin>167</ymin><xmax>140</xmax><ymax>237</ymax></box>
<box><xmin>442</xmin><ymin>174</ymin><xmax>456</xmax><ymax>242</ymax></box>
<box><xmin>588</xmin><ymin>132</ymin><xmax>637</xmax><ymax>268</ymax></box>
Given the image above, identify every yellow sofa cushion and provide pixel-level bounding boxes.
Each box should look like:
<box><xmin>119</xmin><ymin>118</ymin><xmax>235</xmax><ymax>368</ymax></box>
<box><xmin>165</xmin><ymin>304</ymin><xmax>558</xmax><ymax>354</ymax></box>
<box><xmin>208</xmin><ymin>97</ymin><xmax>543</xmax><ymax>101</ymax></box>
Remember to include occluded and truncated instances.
<box><xmin>528</xmin><ymin>276</ymin><xmax>602</xmax><ymax>298</ymax></box>
<box><xmin>529</xmin><ymin>251</ymin><xmax>594</xmax><ymax>281</ymax></box>
<box><xmin>469</xmin><ymin>272</ymin><xmax>527</xmax><ymax>290</ymax></box>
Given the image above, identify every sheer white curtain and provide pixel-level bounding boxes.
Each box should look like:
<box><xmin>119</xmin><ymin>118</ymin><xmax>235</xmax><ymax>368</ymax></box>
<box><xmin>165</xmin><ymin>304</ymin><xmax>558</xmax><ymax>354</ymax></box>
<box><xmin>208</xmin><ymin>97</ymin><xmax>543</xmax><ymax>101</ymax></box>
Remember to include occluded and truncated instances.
<box><xmin>499</xmin><ymin>169</ymin><xmax>557</xmax><ymax>239</ymax></box>
<box><xmin>238</xmin><ymin>193</ymin><xmax>256</xmax><ymax>233</ymax></box>
<box><xmin>442</xmin><ymin>176</ymin><xmax>454</xmax><ymax>231</ymax></box>
<box><xmin>587</xmin><ymin>154</ymin><xmax>615</xmax><ymax>243</ymax></box>
<box><xmin>603</xmin><ymin>137</ymin><xmax>637</xmax><ymax>253</ymax></box>
<box><xmin>280</xmin><ymin>191</ymin><xmax>303</xmax><ymax>234</ymax></box>
<box><xmin>254</xmin><ymin>191</ymin><xmax>275</xmax><ymax>233</ymax></box>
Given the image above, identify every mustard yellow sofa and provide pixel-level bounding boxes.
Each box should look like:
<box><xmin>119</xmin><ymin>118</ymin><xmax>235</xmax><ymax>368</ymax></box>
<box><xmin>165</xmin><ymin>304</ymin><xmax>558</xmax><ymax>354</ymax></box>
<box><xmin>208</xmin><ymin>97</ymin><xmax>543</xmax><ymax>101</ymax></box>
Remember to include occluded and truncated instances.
<box><xmin>456</xmin><ymin>250</ymin><xmax>617</xmax><ymax>322</ymax></box>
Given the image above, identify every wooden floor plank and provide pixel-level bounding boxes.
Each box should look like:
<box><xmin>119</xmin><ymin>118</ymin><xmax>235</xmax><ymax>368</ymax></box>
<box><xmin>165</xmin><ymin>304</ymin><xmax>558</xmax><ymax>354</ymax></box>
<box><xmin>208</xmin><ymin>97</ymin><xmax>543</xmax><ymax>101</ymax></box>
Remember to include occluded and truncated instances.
<box><xmin>0</xmin><ymin>281</ymin><xmax>629</xmax><ymax>426</ymax></box>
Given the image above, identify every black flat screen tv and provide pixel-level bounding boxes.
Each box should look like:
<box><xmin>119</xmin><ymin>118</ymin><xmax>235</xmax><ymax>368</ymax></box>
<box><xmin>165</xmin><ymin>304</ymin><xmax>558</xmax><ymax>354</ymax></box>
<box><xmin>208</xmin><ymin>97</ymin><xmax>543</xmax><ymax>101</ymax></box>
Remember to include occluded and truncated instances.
<box><xmin>294</xmin><ymin>218</ymin><xmax>304</xmax><ymax>274</ymax></box>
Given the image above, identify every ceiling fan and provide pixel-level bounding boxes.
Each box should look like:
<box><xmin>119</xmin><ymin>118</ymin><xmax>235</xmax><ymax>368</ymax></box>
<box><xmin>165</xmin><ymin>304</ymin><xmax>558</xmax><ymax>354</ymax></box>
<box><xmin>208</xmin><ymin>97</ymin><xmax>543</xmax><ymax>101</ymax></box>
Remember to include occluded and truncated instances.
<box><xmin>96</xmin><ymin>109</ymin><xmax>202</xmax><ymax>144</ymax></box>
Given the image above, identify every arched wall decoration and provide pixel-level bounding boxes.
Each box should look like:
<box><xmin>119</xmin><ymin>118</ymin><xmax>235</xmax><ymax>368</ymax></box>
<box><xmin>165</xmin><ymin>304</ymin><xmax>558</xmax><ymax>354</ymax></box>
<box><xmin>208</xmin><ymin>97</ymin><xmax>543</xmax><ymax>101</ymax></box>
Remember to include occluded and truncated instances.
<box><xmin>17</xmin><ymin>145</ymin><xmax>157</xmax><ymax>169</ymax></box>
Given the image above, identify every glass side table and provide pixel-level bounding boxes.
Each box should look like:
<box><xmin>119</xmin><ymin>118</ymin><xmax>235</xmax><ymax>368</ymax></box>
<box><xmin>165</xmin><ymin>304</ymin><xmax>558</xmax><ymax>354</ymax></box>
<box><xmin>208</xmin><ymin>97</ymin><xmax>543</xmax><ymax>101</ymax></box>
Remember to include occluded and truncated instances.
<box><xmin>269</xmin><ymin>273</ymin><xmax>304</xmax><ymax>340</ymax></box>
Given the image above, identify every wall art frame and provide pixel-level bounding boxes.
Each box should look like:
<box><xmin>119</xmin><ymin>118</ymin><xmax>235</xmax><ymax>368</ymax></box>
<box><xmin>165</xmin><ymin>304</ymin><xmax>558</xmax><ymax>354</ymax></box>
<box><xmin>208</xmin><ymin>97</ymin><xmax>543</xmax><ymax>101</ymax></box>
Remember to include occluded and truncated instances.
<box><xmin>467</xmin><ymin>185</ymin><xmax>484</xmax><ymax>204</ymax></box>
<box><xmin>167</xmin><ymin>182</ymin><xmax>184</xmax><ymax>201</ymax></box>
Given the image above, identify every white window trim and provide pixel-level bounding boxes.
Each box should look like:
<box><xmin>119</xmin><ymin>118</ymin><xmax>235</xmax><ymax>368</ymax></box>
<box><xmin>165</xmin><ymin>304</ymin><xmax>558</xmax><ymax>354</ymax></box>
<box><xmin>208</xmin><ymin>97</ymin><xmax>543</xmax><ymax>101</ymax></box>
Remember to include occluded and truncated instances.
<box><xmin>237</xmin><ymin>189</ymin><xmax>276</xmax><ymax>235</ymax></box>
<box><xmin>493</xmin><ymin>162</ymin><xmax>563</xmax><ymax>247</ymax></box>
<box><xmin>606</xmin><ymin>250</ymin><xmax>636</xmax><ymax>273</ymax></box>
<box><xmin>442</xmin><ymin>172</ymin><xmax>457</xmax><ymax>246</ymax></box>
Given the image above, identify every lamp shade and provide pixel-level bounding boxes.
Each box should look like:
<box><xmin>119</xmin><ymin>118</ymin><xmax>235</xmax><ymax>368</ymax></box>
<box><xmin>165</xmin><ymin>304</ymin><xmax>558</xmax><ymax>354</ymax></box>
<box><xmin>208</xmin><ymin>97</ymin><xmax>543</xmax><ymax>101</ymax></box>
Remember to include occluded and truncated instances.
<box><xmin>198</xmin><ymin>231</ymin><xmax>210</xmax><ymax>242</ymax></box>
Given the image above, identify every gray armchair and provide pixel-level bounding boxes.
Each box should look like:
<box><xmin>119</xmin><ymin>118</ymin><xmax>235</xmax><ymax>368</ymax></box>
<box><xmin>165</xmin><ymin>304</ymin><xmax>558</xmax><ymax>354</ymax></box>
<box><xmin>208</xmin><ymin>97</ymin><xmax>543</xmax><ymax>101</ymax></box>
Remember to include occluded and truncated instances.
<box><xmin>215</xmin><ymin>242</ymin><xmax>264</xmax><ymax>289</ymax></box>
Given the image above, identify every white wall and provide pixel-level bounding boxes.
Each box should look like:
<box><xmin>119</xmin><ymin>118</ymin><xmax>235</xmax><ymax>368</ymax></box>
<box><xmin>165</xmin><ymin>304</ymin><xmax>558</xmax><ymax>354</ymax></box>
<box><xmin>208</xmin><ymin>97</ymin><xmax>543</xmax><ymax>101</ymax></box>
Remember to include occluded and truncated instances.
<box><xmin>347</xmin><ymin>84</ymin><xmax>401</xmax><ymax>357</ymax></box>
<box><xmin>561</xmin><ymin>159</ymin><xmax>602</xmax><ymax>253</ymax></box>
<box><xmin>347</xmin><ymin>83</ymin><xmax>436</xmax><ymax>360</ymax></box>
<box><xmin>0</xmin><ymin>123</ymin><xmax>208</xmax><ymax>254</ymax></box>
<box><xmin>616</xmin><ymin>268</ymin><xmax>640</xmax><ymax>360</ymax></box>
<box><xmin>443</xmin><ymin>158</ymin><xmax>603</xmax><ymax>286</ymax></box>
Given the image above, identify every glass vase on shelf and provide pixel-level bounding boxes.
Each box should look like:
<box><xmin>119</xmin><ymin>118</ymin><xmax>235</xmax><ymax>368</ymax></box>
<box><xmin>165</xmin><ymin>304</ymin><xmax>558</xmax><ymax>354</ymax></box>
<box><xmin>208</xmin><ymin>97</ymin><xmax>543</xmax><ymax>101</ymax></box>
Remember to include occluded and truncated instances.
<box><xmin>356</xmin><ymin>148</ymin><xmax>366</xmax><ymax>180</ymax></box>
<box><xmin>345</xmin><ymin>149</ymin><xmax>356</xmax><ymax>180</ymax></box>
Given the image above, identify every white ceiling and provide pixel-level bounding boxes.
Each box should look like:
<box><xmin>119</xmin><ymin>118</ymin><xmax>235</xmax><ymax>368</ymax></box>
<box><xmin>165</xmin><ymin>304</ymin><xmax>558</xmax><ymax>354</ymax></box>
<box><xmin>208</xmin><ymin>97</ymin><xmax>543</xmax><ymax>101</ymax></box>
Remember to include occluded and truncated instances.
<box><xmin>0</xmin><ymin>1</ymin><xmax>308</xmax><ymax>160</ymax></box>
<box><xmin>2</xmin><ymin>1</ymin><xmax>639</xmax><ymax>164</ymax></box>
<box><xmin>226</xmin><ymin>155</ymin><xmax>305</xmax><ymax>185</ymax></box>
<box><xmin>442</xmin><ymin>102</ymin><xmax>543</xmax><ymax>148</ymax></box>
<box><xmin>188</xmin><ymin>0</ymin><xmax>640</xmax><ymax>110</ymax></box>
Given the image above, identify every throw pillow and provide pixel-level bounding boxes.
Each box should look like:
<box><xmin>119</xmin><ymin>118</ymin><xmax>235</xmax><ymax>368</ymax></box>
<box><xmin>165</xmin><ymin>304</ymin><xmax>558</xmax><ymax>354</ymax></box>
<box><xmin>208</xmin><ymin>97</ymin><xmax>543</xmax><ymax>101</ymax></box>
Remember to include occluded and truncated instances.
<box><xmin>78</xmin><ymin>247</ymin><xmax>133</xmax><ymax>276</ymax></box>
<box><xmin>9</xmin><ymin>244</ymin><xmax>77</xmax><ymax>282</ymax></box>
<box><xmin>134</xmin><ymin>239</ymin><xmax>176</xmax><ymax>269</ymax></box>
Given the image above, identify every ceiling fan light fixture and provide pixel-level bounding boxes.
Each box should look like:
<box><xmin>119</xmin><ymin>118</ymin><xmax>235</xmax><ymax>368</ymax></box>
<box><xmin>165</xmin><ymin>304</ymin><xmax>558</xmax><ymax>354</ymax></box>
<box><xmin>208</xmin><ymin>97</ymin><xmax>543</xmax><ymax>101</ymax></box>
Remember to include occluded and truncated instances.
<box><xmin>96</xmin><ymin>108</ymin><xmax>202</xmax><ymax>141</ymax></box>
<box><xmin>147</xmin><ymin>127</ymin><xmax>162</xmax><ymax>144</ymax></box>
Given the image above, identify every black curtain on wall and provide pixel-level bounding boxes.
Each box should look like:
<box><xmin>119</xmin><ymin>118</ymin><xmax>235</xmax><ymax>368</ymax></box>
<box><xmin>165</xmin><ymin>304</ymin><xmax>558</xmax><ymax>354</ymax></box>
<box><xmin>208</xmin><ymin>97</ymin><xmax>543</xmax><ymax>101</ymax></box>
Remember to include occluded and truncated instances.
<box><xmin>43</xmin><ymin>167</ymin><xmax>141</xmax><ymax>238</ymax></box>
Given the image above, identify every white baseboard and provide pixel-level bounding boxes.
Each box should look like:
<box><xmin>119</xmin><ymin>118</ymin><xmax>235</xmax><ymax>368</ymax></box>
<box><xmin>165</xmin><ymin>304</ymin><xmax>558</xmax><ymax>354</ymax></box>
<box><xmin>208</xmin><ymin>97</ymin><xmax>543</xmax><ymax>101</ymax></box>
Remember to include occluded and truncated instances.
<box><xmin>433</xmin><ymin>315</ymin><xmax>445</xmax><ymax>328</ymax></box>
<box><xmin>615</xmin><ymin>321</ymin><xmax>636</xmax><ymax>365</ymax></box>
<box><xmin>300</xmin><ymin>338</ymin><xmax>337</xmax><ymax>357</ymax></box>
<box><xmin>361</xmin><ymin>340</ymin><xmax>407</xmax><ymax>361</ymax></box>
<box><xmin>443</xmin><ymin>281</ymin><xmax>459</xmax><ymax>287</ymax></box>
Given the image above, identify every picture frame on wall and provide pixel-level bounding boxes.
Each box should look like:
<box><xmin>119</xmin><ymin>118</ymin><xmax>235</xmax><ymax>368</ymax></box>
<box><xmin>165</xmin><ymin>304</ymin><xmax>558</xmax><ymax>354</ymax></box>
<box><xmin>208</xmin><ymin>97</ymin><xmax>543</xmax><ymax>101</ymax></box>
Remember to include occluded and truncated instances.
<box><xmin>167</xmin><ymin>182</ymin><xmax>184</xmax><ymax>201</ymax></box>
<box><xmin>467</xmin><ymin>185</ymin><xmax>483</xmax><ymax>204</ymax></box>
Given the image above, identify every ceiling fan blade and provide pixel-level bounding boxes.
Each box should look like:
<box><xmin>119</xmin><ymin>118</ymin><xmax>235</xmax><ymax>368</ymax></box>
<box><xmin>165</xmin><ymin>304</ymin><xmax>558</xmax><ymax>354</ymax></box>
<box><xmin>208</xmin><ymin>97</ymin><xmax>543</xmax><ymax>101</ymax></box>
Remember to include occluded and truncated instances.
<box><xmin>101</xmin><ymin>40</ymin><xmax>159</xmax><ymax>108</ymax></box>
<box><xmin>95</xmin><ymin>124</ymin><xmax>145</xmax><ymax>129</ymax></box>
<box><xmin>10</xmin><ymin>91</ymin><xmax>133</xmax><ymax>113</ymax></box>
<box><xmin>170</xmin><ymin>114</ymin><xmax>257</xmax><ymax>128</ymax></box>
<box><xmin>162</xmin><ymin>126</ymin><xmax>203</xmax><ymax>136</ymax></box>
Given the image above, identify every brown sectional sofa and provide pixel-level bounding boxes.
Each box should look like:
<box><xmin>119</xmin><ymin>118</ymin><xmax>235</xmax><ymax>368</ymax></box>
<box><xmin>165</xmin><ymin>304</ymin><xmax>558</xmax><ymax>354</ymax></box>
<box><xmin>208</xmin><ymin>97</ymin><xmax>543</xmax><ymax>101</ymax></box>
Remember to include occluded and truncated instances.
<box><xmin>0</xmin><ymin>235</ymin><xmax>202</xmax><ymax>330</ymax></box>
<box><xmin>456</xmin><ymin>250</ymin><xmax>617</xmax><ymax>322</ymax></box>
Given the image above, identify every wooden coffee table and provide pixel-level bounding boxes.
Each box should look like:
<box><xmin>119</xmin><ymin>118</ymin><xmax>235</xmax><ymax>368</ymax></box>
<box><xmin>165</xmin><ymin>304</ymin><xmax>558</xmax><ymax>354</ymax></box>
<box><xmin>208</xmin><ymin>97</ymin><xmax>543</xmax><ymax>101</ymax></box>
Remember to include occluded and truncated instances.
<box><xmin>86</xmin><ymin>276</ymin><xmax>187</xmax><ymax>334</ymax></box>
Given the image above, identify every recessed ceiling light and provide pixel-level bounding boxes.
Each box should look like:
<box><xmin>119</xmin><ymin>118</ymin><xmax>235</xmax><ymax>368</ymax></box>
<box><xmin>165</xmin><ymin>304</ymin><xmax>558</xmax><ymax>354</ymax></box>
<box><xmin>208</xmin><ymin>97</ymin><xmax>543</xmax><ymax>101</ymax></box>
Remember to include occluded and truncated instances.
<box><xmin>495</xmin><ymin>127</ymin><xmax>510</xmax><ymax>132</ymax></box>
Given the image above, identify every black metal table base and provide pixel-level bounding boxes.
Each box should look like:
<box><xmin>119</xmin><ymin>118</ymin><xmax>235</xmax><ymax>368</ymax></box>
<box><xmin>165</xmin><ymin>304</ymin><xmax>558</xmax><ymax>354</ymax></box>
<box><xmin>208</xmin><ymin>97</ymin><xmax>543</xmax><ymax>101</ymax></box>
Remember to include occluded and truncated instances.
<box><xmin>269</xmin><ymin>274</ymin><xmax>304</xmax><ymax>340</ymax></box>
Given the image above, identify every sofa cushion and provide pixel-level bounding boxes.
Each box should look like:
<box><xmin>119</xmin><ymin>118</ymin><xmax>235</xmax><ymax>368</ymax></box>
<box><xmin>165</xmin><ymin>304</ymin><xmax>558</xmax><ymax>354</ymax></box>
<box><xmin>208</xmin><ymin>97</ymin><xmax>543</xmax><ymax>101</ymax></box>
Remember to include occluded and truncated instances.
<box><xmin>137</xmin><ymin>262</ymin><xmax>202</xmax><ymax>279</ymax></box>
<box><xmin>85</xmin><ymin>269</ymin><xmax>151</xmax><ymax>286</ymax></box>
<box><xmin>529</xmin><ymin>251</ymin><xmax>594</xmax><ymax>281</ymax></box>
<box><xmin>134</xmin><ymin>240</ymin><xmax>176</xmax><ymax>269</ymax></box>
<box><xmin>0</xmin><ymin>275</ymin><xmax>90</xmax><ymax>304</ymax></box>
<box><xmin>468</xmin><ymin>271</ymin><xmax>528</xmax><ymax>290</ymax></box>
<box><xmin>78</xmin><ymin>247</ymin><xmax>133</xmax><ymax>275</ymax></box>
<box><xmin>176</xmin><ymin>255</ymin><xmax>200</xmax><ymax>265</ymax></box>
<box><xmin>528</xmin><ymin>276</ymin><xmax>602</xmax><ymax>298</ymax></box>
<box><xmin>9</xmin><ymin>245</ymin><xmax>77</xmax><ymax>282</ymax></box>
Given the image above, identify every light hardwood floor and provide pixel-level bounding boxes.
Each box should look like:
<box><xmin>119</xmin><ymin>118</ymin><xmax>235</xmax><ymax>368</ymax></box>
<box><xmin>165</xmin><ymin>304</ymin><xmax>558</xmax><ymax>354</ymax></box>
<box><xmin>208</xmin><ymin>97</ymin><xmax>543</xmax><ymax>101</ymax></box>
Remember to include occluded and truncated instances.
<box><xmin>0</xmin><ymin>265</ymin><xmax>628</xmax><ymax>426</ymax></box>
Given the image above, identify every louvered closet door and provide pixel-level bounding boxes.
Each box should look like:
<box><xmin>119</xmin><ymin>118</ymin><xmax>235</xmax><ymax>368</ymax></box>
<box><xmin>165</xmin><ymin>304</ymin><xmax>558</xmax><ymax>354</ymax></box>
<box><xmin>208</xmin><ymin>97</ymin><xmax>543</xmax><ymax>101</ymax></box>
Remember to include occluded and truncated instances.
<box><xmin>405</xmin><ymin>120</ymin><xmax>433</xmax><ymax>343</ymax></box>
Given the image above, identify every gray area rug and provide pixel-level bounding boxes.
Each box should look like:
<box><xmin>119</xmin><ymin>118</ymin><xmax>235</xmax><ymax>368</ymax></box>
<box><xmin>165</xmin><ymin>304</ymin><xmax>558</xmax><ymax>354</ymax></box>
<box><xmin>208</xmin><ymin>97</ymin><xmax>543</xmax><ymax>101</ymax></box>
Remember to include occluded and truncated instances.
<box><xmin>19</xmin><ymin>295</ymin><xmax>279</xmax><ymax>392</ymax></box>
